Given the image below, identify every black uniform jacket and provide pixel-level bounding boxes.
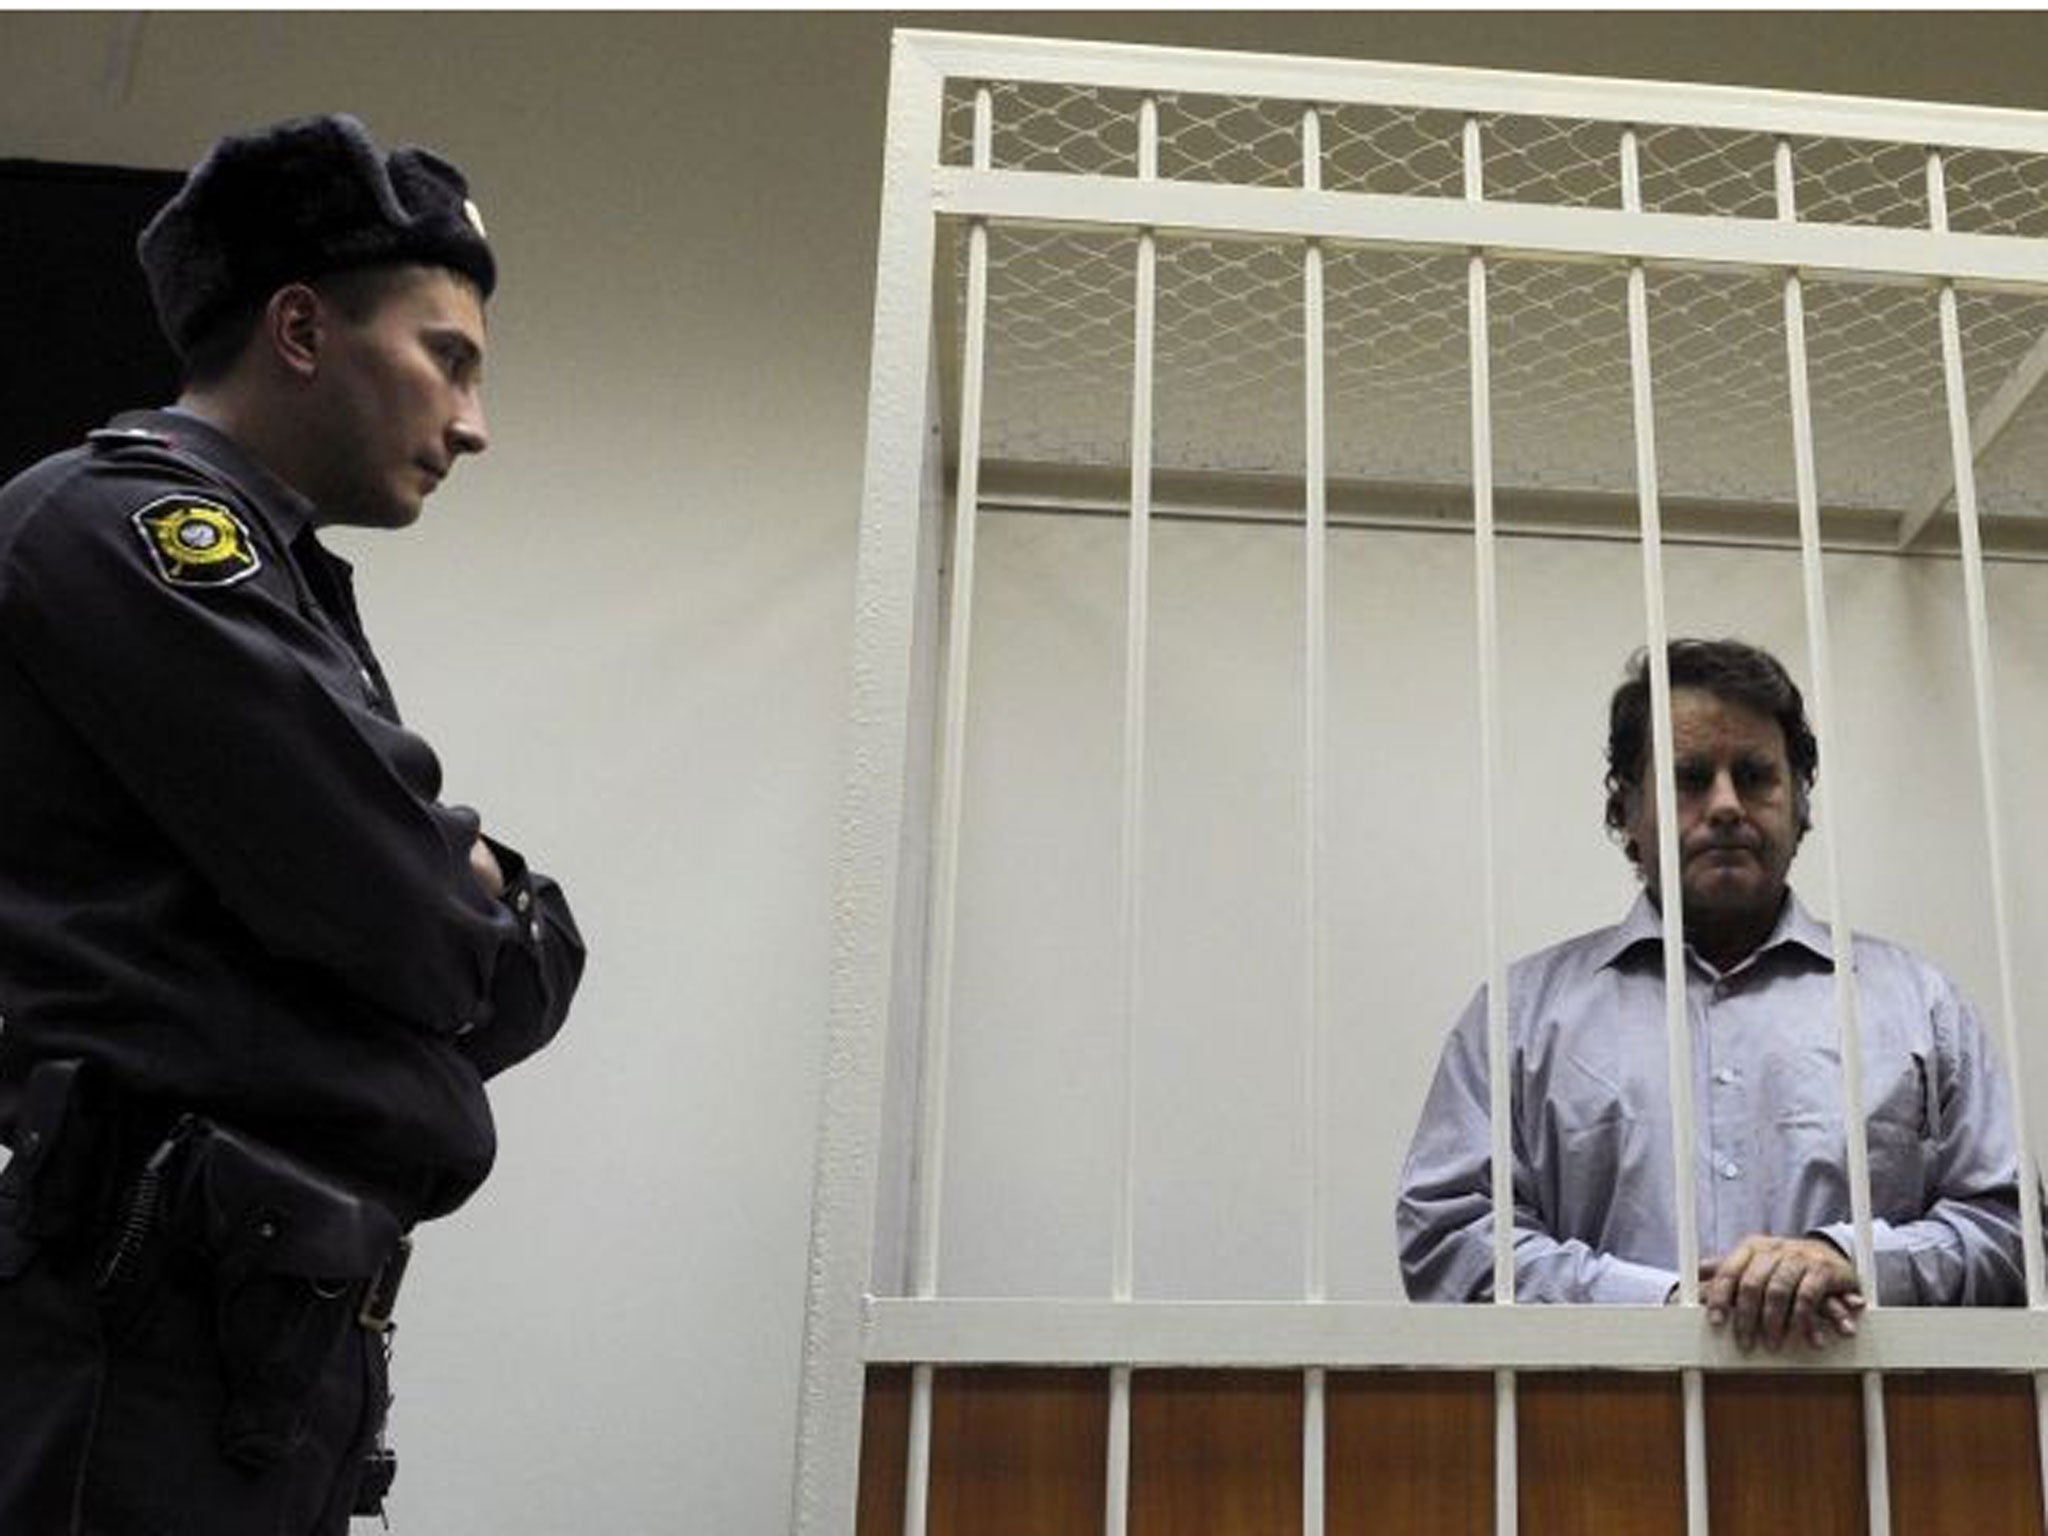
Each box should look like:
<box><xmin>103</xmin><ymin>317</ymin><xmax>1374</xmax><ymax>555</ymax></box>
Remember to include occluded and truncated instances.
<box><xmin>0</xmin><ymin>410</ymin><xmax>584</xmax><ymax>1224</ymax></box>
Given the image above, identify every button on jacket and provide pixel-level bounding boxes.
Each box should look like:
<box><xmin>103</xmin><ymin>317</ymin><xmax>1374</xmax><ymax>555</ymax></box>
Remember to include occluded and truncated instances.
<box><xmin>0</xmin><ymin>410</ymin><xmax>585</xmax><ymax>1223</ymax></box>
<box><xmin>1397</xmin><ymin>892</ymin><xmax>2023</xmax><ymax>1307</ymax></box>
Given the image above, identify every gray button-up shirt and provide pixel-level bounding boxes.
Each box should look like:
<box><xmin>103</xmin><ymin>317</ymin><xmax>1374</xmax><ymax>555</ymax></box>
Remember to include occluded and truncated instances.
<box><xmin>1397</xmin><ymin>892</ymin><xmax>2025</xmax><ymax>1306</ymax></box>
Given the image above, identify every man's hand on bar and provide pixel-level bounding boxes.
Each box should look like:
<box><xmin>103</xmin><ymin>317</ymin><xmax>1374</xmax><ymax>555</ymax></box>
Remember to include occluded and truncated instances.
<box><xmin>1699</xmin><ymin>1235</ymin><xmax>1866</xmax><ymax>1353</ymax></box>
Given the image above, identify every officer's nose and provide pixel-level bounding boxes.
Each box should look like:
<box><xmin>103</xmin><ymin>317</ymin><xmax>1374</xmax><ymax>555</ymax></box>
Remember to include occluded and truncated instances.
<box><xmin>448</xmin><ymin>396</ymin><xmax>489</xmax><ymax>459</ymax></box>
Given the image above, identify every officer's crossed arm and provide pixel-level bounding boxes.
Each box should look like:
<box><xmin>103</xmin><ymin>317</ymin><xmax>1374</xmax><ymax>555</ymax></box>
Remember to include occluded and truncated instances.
<box><xmin>454</xmin><ymin>832</ymin><xmax>583</xmax><ymax>1078</ymax></box>
<box><xmin>0</xmin><ymin>476</ymin><xmax>527</xmax><ymax>1039</ymax></box>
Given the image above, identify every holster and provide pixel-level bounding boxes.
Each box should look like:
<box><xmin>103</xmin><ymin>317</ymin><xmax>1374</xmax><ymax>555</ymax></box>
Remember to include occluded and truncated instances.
<box><xmin>2</xmin><ymin>1067</ymin><xmax>405</xmax><ymax>1481</ymax></box>
<box><xmin>152</xmin><ymin>1118</ymin><xmax>403</xmax><ymax>1470</ymax></box>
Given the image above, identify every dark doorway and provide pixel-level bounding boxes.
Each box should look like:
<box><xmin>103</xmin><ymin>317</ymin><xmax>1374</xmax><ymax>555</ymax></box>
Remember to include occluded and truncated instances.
<box><xmin>1</xmin><ymin>160</ymin><xmax>183</xmax><ymax>479</ymax></box>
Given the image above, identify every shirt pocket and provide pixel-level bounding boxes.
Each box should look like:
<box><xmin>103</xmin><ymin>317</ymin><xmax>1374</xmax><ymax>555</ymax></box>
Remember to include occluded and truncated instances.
<box><xmin>1765</xmin><ymin>1048</ymin><xmax>1931</xmax><ymax>1223</ymax></box>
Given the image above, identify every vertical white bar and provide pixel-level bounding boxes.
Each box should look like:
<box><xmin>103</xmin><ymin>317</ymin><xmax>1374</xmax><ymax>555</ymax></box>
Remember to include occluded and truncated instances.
<box><xmin>1621</xmin><ymin>125</ymin><xmax>1709</xmax><ymax>1536</ymax></box>
<box><xmin>1928</xmin><ymin>148</ymin><xmax>2045</xmax><ymax>1308</ymax></box>
<box><xmin>1683</xmin><ymin>1369</ymin><xmax>1709</xmax><ymax>1525</ymax></box>
<box><xmin>1494</xmin><ymin>1370</ymin><xmax>1517</xmax><ymax>1534</ymax></box>
<box><xmin>1464</xmin><ymin>112</ymin><xmax>1521</xmax><ymax>1536</ymax></box>
<box><xmin>1466</xmin><ymin>120</ymin><xmax>1513</xmax><ymax>1322</ymax></box>
<box><xmin>1775</xmin><ymin>137</ymin><xmax>1891</xmax><ymax>1536</ymax></box>
<box><xmin>790</xmin><ymin>35</ymin><xmax>946</xmax><ymax>1536</ymax></box>
<box><xmin>904</xmin><ymin>1379</ymin><xmax>935</xmax><ymax>1536</ymax></box>
<box><xmin>1106</xmin><ymin>91</ymin><xmax>1161</xmax><ymax>1536</ymax></box>
<box><xmin>1860</xmin><ymin>1373</ymin><xmax>1892</xmax><ymax>1536</ymax></box>
<box><xmin>899</xmin><ymin>85</ymin><xmax>995</xmax><ymax>1536</ymax></box>
<box><xmin>1927</xmin><ymin>146</ymin><xmax>2048</xmax><ymax>1532</ymax></box>
<box><xmin>1299</xmin><ymin>103</ymin><xmax>1329</xmax><ymax>1536</ymax></box>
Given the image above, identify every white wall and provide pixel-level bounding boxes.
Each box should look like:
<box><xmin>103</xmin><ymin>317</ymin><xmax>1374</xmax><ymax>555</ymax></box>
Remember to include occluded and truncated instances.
<box><xmin>4</xmin><ymin>12</ymin><xmax>2048</xmax><ymax>1534</ymax></box>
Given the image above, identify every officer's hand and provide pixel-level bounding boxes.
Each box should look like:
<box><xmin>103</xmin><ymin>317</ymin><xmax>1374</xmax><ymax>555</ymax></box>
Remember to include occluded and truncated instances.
<box><xmin>469</xmin><ymin>837</ymin><xmax>506</xmax><ymax>899</ymax></box>
<box><xmin>1700</xmin><ymin>1235</ymin><xmax>1864</xmax><ymax>1353</ymax></box>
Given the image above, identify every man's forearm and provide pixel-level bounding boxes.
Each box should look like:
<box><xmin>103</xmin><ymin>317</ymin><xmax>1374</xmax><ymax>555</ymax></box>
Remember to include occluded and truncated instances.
<box><xmin>1815</xmin><ymin>1206</ymin><xmax>2024</xmax><ymax>1306</ymax></box>
<box><xmin>1400</xmin><ymin>1200</ymin><xmax>1679</xmax><ymax>1305</ymax></box>
<box><xmin>1515</xmin><ymin>1233</ymin><xmax>1679</xmax><ymax>1305</ymax></box>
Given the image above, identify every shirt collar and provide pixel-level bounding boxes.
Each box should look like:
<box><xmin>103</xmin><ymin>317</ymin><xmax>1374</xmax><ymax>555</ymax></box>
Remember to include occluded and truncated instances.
<box><xmin>1594</xmin><ymin>887</ymin><xmax>1835</xmax><ymax>975</ymax></box>
<box><xmin>110</xmin><ymin>407</ymin><xmax>319</xmax><ymax>544</ymax></box>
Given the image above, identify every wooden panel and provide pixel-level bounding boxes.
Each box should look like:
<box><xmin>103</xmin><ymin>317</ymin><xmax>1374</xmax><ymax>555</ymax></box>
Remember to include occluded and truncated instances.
<box><xmin>867</xmin><ymin>1363</ymin><xmax>2047</xmax><ymax>1535</ymax></box>
<box><xmin>928</xmin><ymin>1367</ymin><xmax>1108</xmax><ymax>1536</ymax></box>
<box><xmin>1705</xmin><ymin>1374</ymin><xmax>1865</xmax><ymax>1535</ymax></box>
<box><xmin>1327</xmin><ymin>1371</ymin><xmax>1492</xmax><ymax>1535</ymax></box>
<box><xmin>858</xmin><ymin>1367</ymin><xmax>912</xmax><ymax>1536</ymax></box>
<box><xmin>1132</xmin><ymin>1369</ymin><xmax>1302</xmax><ymax>1536</ymax></box>
<box><xmin>1518</xmin><ymin>1373</ymin><xmax>1685</xmax><ymax>1535</ymax></box>
<box><xmin>1888</xmin><ymin>1374</ymin><xmax>2044</xmax><ymax>1535</ymax></box>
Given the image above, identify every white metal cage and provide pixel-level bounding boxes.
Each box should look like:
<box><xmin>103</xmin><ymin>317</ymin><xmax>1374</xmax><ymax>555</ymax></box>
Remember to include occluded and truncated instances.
<box><xmin>796</xmin><ymin>31</ymin><xmax>2048</xmax><ymax>1536</ymax></box>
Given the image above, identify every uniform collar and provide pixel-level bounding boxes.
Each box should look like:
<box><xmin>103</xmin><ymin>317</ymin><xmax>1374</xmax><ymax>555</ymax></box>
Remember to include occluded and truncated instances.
<box><xmin>1594</xmin><ymin>887</ymin><xmax>1835</xmax><ymax>976</ymax></box>
<box><xmin>109</xmin><ymin>407</ymin><xmax>319</xmax><ymax>543</ymax></box>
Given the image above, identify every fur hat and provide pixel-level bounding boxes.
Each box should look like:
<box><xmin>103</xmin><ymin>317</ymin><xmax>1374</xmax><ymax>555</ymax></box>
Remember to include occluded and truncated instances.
<box><xmin>138</xmin><ymin>113</ymin><xmax>495</xmax><ymax>358</ymax></box>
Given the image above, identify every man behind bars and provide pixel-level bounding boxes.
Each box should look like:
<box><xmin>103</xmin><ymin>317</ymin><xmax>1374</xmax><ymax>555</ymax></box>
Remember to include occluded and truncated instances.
<box><xmin>0</xmin><ymin>116</ymin><xmax>584</xmax><ymax>1532</ymax></box>
<box><xmin>1397</xmin><ymin>637</ymin><xmax>2023</xmax><ymax>1350</ymax></box>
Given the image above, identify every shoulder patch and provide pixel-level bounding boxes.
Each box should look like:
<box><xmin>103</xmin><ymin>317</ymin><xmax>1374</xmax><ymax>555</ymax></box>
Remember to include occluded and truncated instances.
<box><xmin>130</xmin><ymin>496</ymin><xmax>262</xmax><ymax>589</ymax></box>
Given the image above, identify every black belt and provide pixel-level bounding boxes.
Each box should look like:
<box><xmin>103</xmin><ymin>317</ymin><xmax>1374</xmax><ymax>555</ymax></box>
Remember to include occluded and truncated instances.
<box><xmin>4</xmin><ymin>1062</ymin><xmax>412</xmax><ymax>1331</ymax></box>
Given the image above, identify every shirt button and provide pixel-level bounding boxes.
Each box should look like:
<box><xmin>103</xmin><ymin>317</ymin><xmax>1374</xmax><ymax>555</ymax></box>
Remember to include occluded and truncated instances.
<box><xmin>1714</xmin><ymin>1068</ymin><xmax>1736</xmax><ymax>1085</ymax></box>
<box><xmin>528</xmin><ymin>920</ymin><xmax>543</xmax><ymax>943</ymax></box>
<box><xmin>1721</xmin><ymin>1161</ymin><xmax>1741</xmax><ymax>1179</ymax></box>
<box><xmin>514</xmin><ymin>889</ymin><xmax>532</xmax><ymax>914</ymax></box>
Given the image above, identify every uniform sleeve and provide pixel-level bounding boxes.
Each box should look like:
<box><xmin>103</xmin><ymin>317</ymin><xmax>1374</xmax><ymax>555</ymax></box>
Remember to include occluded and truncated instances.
<box><xmin>1814</xmin><ymin>977</ymin><xmax>2026</xmax><ymax>1306</ymax></box>
<box><xmin>0</xmin><ymin>476</ymin><xmax>520</xmax><ymax>1036</ymax></box>
<box><xmin>1396</xmin><ymin>986</ymin><xmax>1679</xmax><ymax>1306</ymax></box>
<box><xmin>455</xmin><ymin>835</ymin><xmax>586</xmax><ymax>1079</ymax></box>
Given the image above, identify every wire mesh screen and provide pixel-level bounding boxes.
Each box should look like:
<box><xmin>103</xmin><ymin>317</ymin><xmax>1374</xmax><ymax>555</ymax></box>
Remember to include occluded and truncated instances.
<box><xmin>1981</xmin><ymin>379</ymin><xmax>2048</xmax><ymax>518</ymax></box>
<box><xmin>941</xmin><ymin>73</ymin><xmax>2048</xmax><ymax>531</ymax></box>
<box><xmin>1636</xmin><ymin>124</ymin><xmax>1779</xmax><ymax>219</ymax></box>
<box><xmin>1154</xmin><ymin>237</ymin><xmax>1307</xmax><ymax>476</ymax></box>
<box><xmin>1485</xmin><ymin>260</ymin><xmax>1636</xmax><ymax>499</ymax></box>
<box><xmin>1793</xmin><ymin>136</ymin><xmax>1931</xmax><ymax>228</ymax></box>
<box><xmin>1323</xmin><ymin>248</ymin><xmax>1471</xmax><ymax>490</ymax></box>
<box><xmin>1649</xmin><ymin>270</ymin><xmax>1798</xmax><ymax>509</ymax></box>
<box><xmin>1322</xmin><ymin>103</ymin><xmax>1467</xmax><ymax>197</ymax></box>
<box><xmin>1157</xmin><ymin>94</ymin><xmax>1305</xmax><ymax>186</ymax></box>
<box><xmin>1947</xmin><ymin>289</ymin><xmax>2048</xmax><ymax>517</ymax></box>
<box><xmin>1948</xmin><ymin>146</ymin><xmax>2048</xmax><ymax>238</ymax></box>
<box><xmin>943</xmin><ymin>78</ymin><xmax>1145</xmax><ymax>174</ymax></box>
<box><xmin>976</xmin><ymin>227</ymin><xmax>1139</xmax><ymax>471</ymax></box>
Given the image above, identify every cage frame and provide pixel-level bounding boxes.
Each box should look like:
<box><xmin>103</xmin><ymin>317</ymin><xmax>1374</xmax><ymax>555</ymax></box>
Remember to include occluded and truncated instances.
<box><xmin>793</xmin><ymin>29</ymin><xmax>2048</xmax><ymax>1536</ymax></box>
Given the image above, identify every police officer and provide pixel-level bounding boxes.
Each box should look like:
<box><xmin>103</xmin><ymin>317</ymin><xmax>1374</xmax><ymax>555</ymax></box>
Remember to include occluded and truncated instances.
<box><xmin>0</xmin><ymin>115</ymin><xmax>585</xmax><ymax>1533</ymax></box>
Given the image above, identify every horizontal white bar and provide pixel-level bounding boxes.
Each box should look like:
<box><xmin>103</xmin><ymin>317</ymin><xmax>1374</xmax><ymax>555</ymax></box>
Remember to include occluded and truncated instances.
<box><xmin>901</xmin><ymin>29</ymin><xmax>2048</xmax><ymax>156</ymax></box>
<box><xmin>865</xmin><ymin>1297</ymin><xmax>2048</xmax><ymax>1373</ymax></box>
<box><xmin>931</xmin><ymin>169</ymin><xmax>2048</xmax><ymax>291</ymax></box>
<box><xmin>971</xmin><ymin>462</ymin><xmax>2048</xmax><ymax>562</ymax></box>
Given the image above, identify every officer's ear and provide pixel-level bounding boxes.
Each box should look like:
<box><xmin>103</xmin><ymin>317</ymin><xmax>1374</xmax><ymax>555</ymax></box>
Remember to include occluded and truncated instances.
<box><xmin>265</xmin><ymin>284</ymin><xmax>326</xmax><ymax>380</ymax></box>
